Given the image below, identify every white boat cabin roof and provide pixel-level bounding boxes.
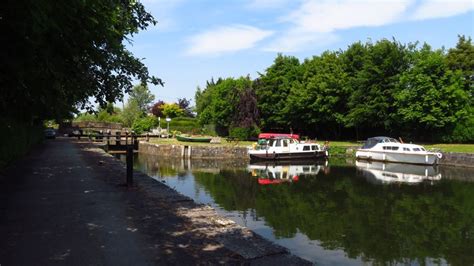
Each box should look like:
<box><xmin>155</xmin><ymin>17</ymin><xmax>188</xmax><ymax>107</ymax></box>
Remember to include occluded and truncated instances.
<box><xmin>362</xmin><ymin>136</ymin><xmax>428</xmax><ymax>152</ymax></box>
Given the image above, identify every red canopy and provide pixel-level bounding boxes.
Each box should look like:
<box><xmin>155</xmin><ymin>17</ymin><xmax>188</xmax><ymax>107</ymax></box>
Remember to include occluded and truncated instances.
<box><xmin>258</xmin><ymin>133</ymin><xmax>300</xmax><ymax>140</ymax></box>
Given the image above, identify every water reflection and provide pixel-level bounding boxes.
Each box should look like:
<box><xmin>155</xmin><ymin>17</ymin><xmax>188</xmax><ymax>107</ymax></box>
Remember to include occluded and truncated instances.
<box><xmin>130</xmin><ymin>153</ymin><xmax>474</xmax><ymax>265</ymax></box>
<box><xmin>356</xmin><ymin>161</ymin><xmax>442</xmax><ymax>185</ymax></box>
<box><xmin>248</xmin><ymin>161</ymin><xmax>327</xmax><ymax>185</ymax></box>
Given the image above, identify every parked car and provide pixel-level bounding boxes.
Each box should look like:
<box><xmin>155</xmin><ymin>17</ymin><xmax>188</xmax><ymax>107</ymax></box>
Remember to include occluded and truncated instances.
<box><xmin>44</xmin><ymin>128</ymin><xmax>56</xmax><ymax>139</ymax></box>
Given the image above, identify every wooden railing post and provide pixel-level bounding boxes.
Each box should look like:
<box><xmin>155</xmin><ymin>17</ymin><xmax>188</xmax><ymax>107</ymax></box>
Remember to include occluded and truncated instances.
<box><xmin>126</xmin><ymin>141</ymin><xmax>133</xmax><ymax>186</ymax></box>
<box><xmin>115</xmin><ymin>132</ymin><xmax>120</xmax><ymax>146</ymax></box>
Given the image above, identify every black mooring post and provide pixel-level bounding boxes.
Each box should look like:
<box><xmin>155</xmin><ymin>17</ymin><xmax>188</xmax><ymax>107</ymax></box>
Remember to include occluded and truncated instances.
<box><xmin>126</xmin><ymin>143</ymin><xmax>133</xmax><ymax>186</ymax></box>
<box><xmin>115</xmin><ymin>131</ymin><xmax>120</xmax><ymax>146</ymax></box>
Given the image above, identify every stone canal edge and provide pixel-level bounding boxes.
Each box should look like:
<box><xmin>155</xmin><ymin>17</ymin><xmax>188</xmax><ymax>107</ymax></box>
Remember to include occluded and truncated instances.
<box><xmin>138</xmin><ymin>141</ymin><xmax>474</xmax><ymax>168</ymax></box>
<box><xmin>90</xmin><ymin>144</ymin><xmax>311</xmax><ymax>264</ymax></box>
<box><xmin>0</xmin><ymin>138</ymin><xmax>311</xmax><ymax>265</ymax></box>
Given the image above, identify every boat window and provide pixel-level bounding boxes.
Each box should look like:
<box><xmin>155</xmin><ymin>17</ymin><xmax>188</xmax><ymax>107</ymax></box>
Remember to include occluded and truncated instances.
<box><xmin>363</xmin><ymin>139</ymin><xmax>380</xmax><ymax>149</ymax></box>
<box><xmin>403</xmin><ymin>147</ymin><xmax>411</xmax><ymax>151</ymax></box>
<box><xmin>303</xmin><ymin>146</ymin><xmax>310</xmax><ymax>151</ymax></box>
<box><xmin>421</xmin><ymin>148</ymin><xmax>426</xmax><ymax>151</ymax></box>
<box><xmin>275</xmin><ymin>172</ymin><xmax>281</xmax><ymax>179</ymax></box>
<box><xmin>392</xmin><ymin>146</ymin><xmax>399</xmax><ymax>151</ymax></box>
<box><xmin>303</xmin><ymin>166</ymin><xmax>310</xmax><ymax>172</ymax></box>
<box><xmin>268</xmin><ymin>139</ymin><xmax>275</xmax><ymax>147</ymax></box>
<box><xmin>413</xmin><ymin>148</ymin><xmax>420</xmax><ymax>151</ymax></box>
<box><xmin>283</xmin><ymin>140</ymin><xmax>288</xmax><ymax>147</ymax></box>
<box><xmin>382</xmin><ymin>173</ymin><xmax>398</xmax><ymax>178</ymax></box>
<box><xmin>383</xmin><ymin>146</ymin><xmax>388</xmax><ymax>150</ymax></box>
<box><xmin>312</xmin><ymin>145</ymin><xmax>317</xmax><ymax>150</ymax></box>
<box><xmin>275</xmin><ymin>139</ymin><xmax>282</xmax><ymax>147</ymax></box>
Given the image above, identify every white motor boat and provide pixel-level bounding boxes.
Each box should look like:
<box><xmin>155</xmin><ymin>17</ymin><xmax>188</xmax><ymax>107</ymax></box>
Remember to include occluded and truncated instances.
<box><xmin>356</xmin><ymin>136</ymin><xmax>442</xmax><ymax>165</ymax></box>
<box><xmin>248</xmin><ymin>137</ymin><xmax>328</xmax><ymax>161</ymax></box>
<box><xmin>356</xmin><ymin>161</ymin><xmax>442</xmax><ymax>185</ymax></box>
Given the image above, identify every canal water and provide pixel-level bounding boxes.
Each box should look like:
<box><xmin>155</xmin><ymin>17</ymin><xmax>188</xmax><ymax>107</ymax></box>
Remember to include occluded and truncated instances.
<box><xmin>126</xmin><ymin>153</ymin><xmax>474</xmax><ymax>265</ymax></box>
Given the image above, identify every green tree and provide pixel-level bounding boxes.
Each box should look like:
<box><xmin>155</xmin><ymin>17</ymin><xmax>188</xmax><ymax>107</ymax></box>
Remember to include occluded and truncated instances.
<box><xmin>129</xmin><ymin>84</ymin><xmax>155</xmax><ymax>114</ymax></box>
<box><xmin>132</xmin><ymin>116</ymin><xmax>158</xmax><ymax>134</ymax></box>
<box><xmin>286</xmin><ymin>51</ymin><xmax>349</xmax><ymax>138</ymax></box>
<box><xmin>162</xmin><ymin>103</ymin><xmax>185</xmax><ymax>118</ymax></box>
<box><xmin>195</xmin><ymin>77</ymin><xmax>252</xmax><ymax>135</ymax></box>
<box><xmin>393</xmin><ymin>44</ymin><xmax>470</xmax><ymax>141</ymax></box>
<box><xmin>446</xmin><ymin>35</ymin><xmax>474</xmax><ymax>92</ymax></box>
<box><xmin>121</xmin><ymin>100</ymin><xmax>142</xmax><ymax>127</ymax></box>
<box><xmin>345</xmin><ymin>39</ymin><xmax>411</xmax><ymax>139</ymax></box>
<box><xmin>255</xmin><ymin>54</ymin><xmax>302</xmax><ymax>131</ymax></box>
<box><xmin>2</xmin><ymin>0</ymin><xmax>161</xmax><ymax>124</ymax></box>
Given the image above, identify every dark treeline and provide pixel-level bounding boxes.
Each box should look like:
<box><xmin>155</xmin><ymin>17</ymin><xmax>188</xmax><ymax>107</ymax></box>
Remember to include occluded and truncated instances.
<box><xmin>195</xmin><ymin>37</ymin><xmax>473</xmax><ymax>142</ymax></box>
<box><xmin>1</xmin><ymin>0</ymin><xmax>158</xmax><ymax>167</ymax></box>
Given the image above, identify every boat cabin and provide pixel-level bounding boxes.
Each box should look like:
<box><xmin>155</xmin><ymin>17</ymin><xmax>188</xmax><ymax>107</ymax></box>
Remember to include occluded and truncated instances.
<box><xmin>361</xmin><ymin>136</ymin><xmax>399</xmax><ymax>149</ymax></box>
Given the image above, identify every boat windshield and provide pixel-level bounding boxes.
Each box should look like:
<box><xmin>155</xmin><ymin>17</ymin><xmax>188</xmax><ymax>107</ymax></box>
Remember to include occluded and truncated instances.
<box><xmin>362</xmin><ymin>137</ymin><xmax>399</xmax><ymax>149</ymax></box>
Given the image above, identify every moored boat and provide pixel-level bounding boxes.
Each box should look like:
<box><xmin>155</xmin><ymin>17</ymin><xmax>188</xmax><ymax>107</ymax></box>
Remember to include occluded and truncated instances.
<box><xmin>356</xmin><ymin>136</ymin><xmax>442</xmax><ymax>165</ymax></box>
<box><xmin>248</xmin><ymin>136</ymin><xmax>328</xmax><ymax>161</ymax></box>
<box><xmin>176</xmin><ymin>135</ymin><xmax>212</xmax><ymax>143</ymax></box>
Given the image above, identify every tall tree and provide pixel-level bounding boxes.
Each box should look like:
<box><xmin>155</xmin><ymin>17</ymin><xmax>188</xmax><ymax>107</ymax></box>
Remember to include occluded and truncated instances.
<box><xmin>393</xmin><ymin>44</ymin><xmax>470</xmax><ymax>141</ymax></box>
<box><xmin>286</xmin><ymin>51</ymin><xmax>349</xmax><ymax>138</ymax></box>
<box><xmin>2</xmin><ymin>0</ymin><xmax>161</xmax><ymax>124</ymax></box>
<box><xmin>255</xmin><ymin>54</ymin><xmax>302</xmax><ymax>131</ymax></box>
<box><xmin>195</xmin><ymin>77</ymin><xmax>251</xmax><ymax>135</ymax></box>
<box><xmin>345</xmin><ymin>39</ymin><xmax>411</xmax><ymax>138</ymax></box>
<box><xmin>129</xmin><ymin>84</ymin><xmax>155</xmax><ymax>115</ymax></box>
<box><xmin>446</xmin><ymin>35</ymin><xmax>474</xmax><ymax>92</ymax></box>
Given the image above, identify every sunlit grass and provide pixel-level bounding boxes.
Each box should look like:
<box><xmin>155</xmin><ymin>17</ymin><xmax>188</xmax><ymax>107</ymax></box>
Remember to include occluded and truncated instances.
<box><xmin>148</xmin><ymin>137</ymin><xmax>254</xmax><ymax>147</ymax></box>
<box><xmin>424</xmin><ymin>144</ymin><xmax>474</xmax><ymax>153</ymax></box>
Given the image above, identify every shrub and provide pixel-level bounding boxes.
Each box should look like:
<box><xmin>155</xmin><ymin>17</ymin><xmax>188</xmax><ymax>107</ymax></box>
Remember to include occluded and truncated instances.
<box><xmin>167</xmin><ymin>117</ymin><xmax>201</xmax><ymax>134</ymax></box>
<box><xmin>443</xmin><ymin>115</ymin><xmax>474</xmax><ymax>143</ymax></box>
<box><xmin>229</xmin><ymin>126</ymin><xmax>260</xmax><ymax>140</ymax></box>
<box><xmin>132</xmin><ymin>116</ymin><xmax>158</xmax><ymax>134</ymax></box>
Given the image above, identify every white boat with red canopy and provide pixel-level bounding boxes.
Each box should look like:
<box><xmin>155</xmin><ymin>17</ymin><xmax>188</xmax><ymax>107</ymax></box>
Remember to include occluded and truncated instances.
<box><xmin>356</xmin><ymin>136</ymin><xmax>442</xmax><ymax>165</ymax></box>
<box><xmin>248</xmin><ymin>133</ymin><xmax>328</xmax><ymax>161</ymax></box>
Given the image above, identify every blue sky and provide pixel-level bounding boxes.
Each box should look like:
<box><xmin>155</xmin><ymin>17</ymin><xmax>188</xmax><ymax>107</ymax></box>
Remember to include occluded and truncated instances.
<box><xmin>125</xmin><ymin>0</ymin><xmax>474</xmax><ymax>104</ymax></box>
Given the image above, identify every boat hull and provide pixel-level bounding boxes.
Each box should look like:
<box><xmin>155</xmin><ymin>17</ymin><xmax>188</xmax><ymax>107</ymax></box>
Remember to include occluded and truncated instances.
<box><xmin>356</xmin><ymin>150</ymin><xmax>440</xmax><ymax>165</ymax></box>
<box><xmin>176</xmin><ymin>135</ymin><xmax>212</xmax><ymax>143</ymax></box>
<box><xmin>249</xmin><ymin>150</ymin><xmax>328</xmax><ymax>161</ymax></box>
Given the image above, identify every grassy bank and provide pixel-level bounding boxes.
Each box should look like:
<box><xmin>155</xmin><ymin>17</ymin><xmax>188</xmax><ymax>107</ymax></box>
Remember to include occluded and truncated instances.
<box><xmin>149</xmin><ymin>138</ymin><xmax>254</xmax><ymax>147</ymax></box>
<box><xmin>424</xmin><ymin>144</ymin><xmax>474</xmax><ymax>153</ymax></box>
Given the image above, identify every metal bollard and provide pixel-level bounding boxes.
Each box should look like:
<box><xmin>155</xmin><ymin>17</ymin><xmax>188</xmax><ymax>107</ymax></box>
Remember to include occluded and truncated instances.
<box><xmin>126</xmin><ymin>144</ymin><xmax>133</xmax><ymax>186</ymax></box>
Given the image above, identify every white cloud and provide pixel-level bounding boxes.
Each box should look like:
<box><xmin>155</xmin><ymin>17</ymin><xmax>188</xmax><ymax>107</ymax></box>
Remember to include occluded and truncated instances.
<box><xmin>285</xmin><ymin>0</ymin><xmax>413</xmax><ymax>33</ymax></box>
<box><xmin>246</xmin><ymin>0</ymin><xmax>292</xmax><ymax>9</ymax></box>
<box><xmin>186</xmin><ymin>25</ymin><xmax>274</xmax><ymax>56</ymax></box>
<box><xmin>265</xmin><ymin>0</ymin><xmax>413</xmax><ymax>52</ymax></box>
<box><xmin>411</xmin><ymin>0</ymin><xmax>474</xmax><ymax>20</ymax></box>
<box><xmin>264</xmin><ymin>30</ymin><xmax>339</xmax><ymax>52</ymax></box>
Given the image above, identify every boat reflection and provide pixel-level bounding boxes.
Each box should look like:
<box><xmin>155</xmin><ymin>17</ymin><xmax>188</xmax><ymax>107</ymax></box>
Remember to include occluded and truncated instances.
<box><xmin>356</xmin><ymin>161</ymin><xmax>442</xmax><ymax>185</ymax></box>
<box><xmin>248</xmin><ymin>161</ymin><xmax>327</xmax><ymax>185</ymax></box>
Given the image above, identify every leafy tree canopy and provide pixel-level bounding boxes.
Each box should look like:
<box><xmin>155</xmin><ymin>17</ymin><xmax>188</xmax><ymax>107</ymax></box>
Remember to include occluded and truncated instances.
<box><xmin>2</xmin><ymin>0</ymin><xmax>161</xmax><ymax>124</ymax></box>
<box><xmin>129</xmin><ymin>84</ymin><xmax>155</xmax><ymax>115</ymax></box>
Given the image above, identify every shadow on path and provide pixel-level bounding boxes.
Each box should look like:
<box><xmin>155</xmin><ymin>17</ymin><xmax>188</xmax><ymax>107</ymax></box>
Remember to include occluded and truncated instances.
<box><xmin>0</xmin><ymin>138</ymin><xmax>309</xmax><ymax>265</ymax></box>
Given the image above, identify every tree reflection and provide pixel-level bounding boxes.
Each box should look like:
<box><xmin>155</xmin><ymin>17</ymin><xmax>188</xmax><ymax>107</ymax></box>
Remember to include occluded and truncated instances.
<box><xmin>193</xmin><ymin>165</ymin><xmax>474</xmax><ymax>265</ymax></box>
